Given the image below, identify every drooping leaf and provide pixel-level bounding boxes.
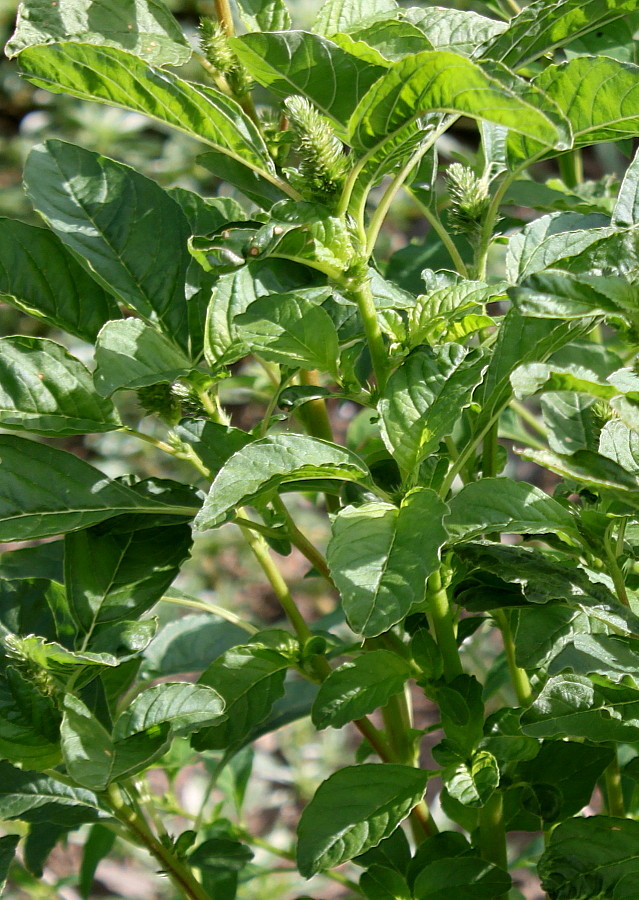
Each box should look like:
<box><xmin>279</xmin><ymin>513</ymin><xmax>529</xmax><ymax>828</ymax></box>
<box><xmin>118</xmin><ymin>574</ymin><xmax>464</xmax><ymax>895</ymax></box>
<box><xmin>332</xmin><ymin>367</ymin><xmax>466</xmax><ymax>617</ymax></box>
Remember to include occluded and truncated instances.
<box><xmin>93</xmin><ymin>319</ymin><xmax>194</xmax><ymax>397</ymax></box>
<box><xmin>0</xmin><ymin>667</ymin><xmax>62</xmax><ymax>770</ymax></box>
<box><xmin>60</xmin><ymin>695</ymin><xmax>114</xmax><ymax>791</ymax></box>
<box><xmin>0</xmin><ymin>434</ymin><xmax>199</xmax><ymax>542</ymax></box>
<box><xmin>231</xmin><ymin>31</ymin><xmax>385</xmax><ymax>128</ymax></box>
<box><xmin>613</xmin><ymin>145</ymin><xmax>639</xmax><ymax>226</ymax></box>
<box><xmin>327</xmin><ymin>489</ymin><xmax>448</xmax><ymax>636</ymax></box>
<box><xmin>17</xmin><ymin>43</ymin><xmax>280</xmax><ymax>182</ymax></box>
<box><xmin>349</xmin><ymin>50</ymin><xmax>571</xmax><ymax>152</ymax></box>
<box><xmin>79</xmin><ymin>824</ymin><xmax>116</xmax><ymax>900</ymax></box>
<box><xmin>296</xmin><ymin>763</ymin><xmax>429</xmax><ymax>877</ymax></box>
<box><xmin>313</xmin><ymin>0</ymin><xmax>398</xmax><ymax>36</ymax></box>
<box><xmin>0</xmin><ymin>761</ymin><xmax>103</xmax><ymax>825</ymax></box>
<box><xmin>0</xmin><ymin>337</ymin><xmax>120</xmax><ymax>436</ymax></box>
<box><xmin>194</xmin><ymin>433</ymin><xmax>372</xmax><ymax>531</ymax></box>
<box><xmin>549</xmin><ymin>633</ymin><xmax>639</xmax><ymax>684</ymax></box>
<box><xmin>312</xmin><ymin>650</ymin><xmax>413</xmax><ymax>729</ymax></box>
<box><xmin>542</xmin><ymin>392</ymin><xmax>601</xmax><ymax>455</ymax></box>
<box><xmin>24</xmin><ymin>140</ymin><xmax>192</xmax><ymax>350</ymax></box>
<box><xmin>0</xmin><ymin>217</ymin><xmax>120</xmax><ymax>343</ymax></box>
<box><xmin>141</xmin><ymin>613</ymin><xmax>247</xmax><ymax>679</ymax></box>
<box><xmin>404</xmin><ymin>7</ymin><xmax>506</xmax><ymax>57</ymax></box>
<box><xmin>379</xmin><ymin>345</ymin><xmax>486</xmax><ymax>475</ymax></box>
<box><xmin>6</xmin><ymin>0</ymin><xmax>191</xmax><ymax>65</ymax></box>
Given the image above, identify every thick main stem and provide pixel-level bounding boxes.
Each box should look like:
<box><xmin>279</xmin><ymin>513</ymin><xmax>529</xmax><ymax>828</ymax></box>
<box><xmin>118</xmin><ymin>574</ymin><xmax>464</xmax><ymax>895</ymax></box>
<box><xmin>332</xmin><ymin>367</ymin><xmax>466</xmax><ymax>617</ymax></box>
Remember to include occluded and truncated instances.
<box><xmin>604</xmin><ymin>745</ymin><xmax>625</xmax><ymax>818</ymax></box>
<box><xmin>347</xmin><ymin>275</ymin><xmax>388</xmax><ymax>391</ymax></box>
<box><xmin>298</xmin><ymin>370</ymin><xmax>339</xmax><ymax>513</ymax></box>
<box><xmin>427</xmin><ymin>570</ymin><xmax>463</xmax><ymax>681</ymax></box>
<box><xmin>479</xmin><ymin>791</ymin><xmax>508</xmax><ymax>879</ymax></box>
<box><xmin>214</xmin><ymin>0</ymin><xmax>235</xmax><ymax>34</ymax></box>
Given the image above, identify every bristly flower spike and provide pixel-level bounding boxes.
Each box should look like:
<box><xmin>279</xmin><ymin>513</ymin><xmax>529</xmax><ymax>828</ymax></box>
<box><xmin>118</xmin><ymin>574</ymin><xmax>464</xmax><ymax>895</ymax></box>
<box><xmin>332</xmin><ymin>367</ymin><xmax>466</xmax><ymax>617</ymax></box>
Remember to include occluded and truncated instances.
<box><xmin>284</xmin><ymin>95</ymin><xmax>349</xmax><ymax>208</ymax></box>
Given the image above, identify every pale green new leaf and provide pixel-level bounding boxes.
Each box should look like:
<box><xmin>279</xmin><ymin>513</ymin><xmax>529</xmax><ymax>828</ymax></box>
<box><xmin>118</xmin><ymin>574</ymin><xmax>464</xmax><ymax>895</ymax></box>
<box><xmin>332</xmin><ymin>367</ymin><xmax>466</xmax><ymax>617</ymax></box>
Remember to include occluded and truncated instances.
<box><xmin>113</xmin><ymin>683</ymin><xmax>225</xmax><ymax>739</ymax></box>
<box><xmin>0</xmin><ymin>337</ymin><xmax>120</xmax><ymax>435</ymax></box>
<box><xmin>600</xmin><ymin>419</ymin><xmax>639</xmax><ymax>474</ymax></box>
<box><xmin>443</xmin><ymin>750</ymin><xmax>500</xmax><ymax>808</ymax></box>
<box><xmin>61</xmin><ymin>695</ymin><xmax>114</xmax><ymax>791</ymax></box>
<box><xmin>297</xmin><ymin>763</ymin><xmax>429</xmax><ymax>877</ymax></box>
<box><xmin>0</xmin><ymin>434</ymin><xmax>199</xmax><ymax>542</ymax></box>
<box><xmin>332</xmin><ymin>20</ymin><xmax>431</xmax><ymax>66</ymax></box>
<box><xmin>194</xmin><ymin>434</ymin><xmax>371</xmax><ymax>530</ymax></box>
<box><xmin>17</xmin><ymin>43</ymin><xmax>278</xmax><ymax>181</ymax></box>
<box><xmin>482</xmin><ymin>0</ymin><xmax>639</xmax><ymax>69</ymax></box>
<box><xmin>327</xmin><ymin>489</ymin><xmax>448</xmax><ymax>637</ymax></box>
<box><xmin>313</xmin><ymin>0</ymin><xmax>398</xmax><ymax>36</ymax></box>
<box><xmin>6</xmin><ymin>0</ymin><xmax>191</xmax><ymax>65</ymax></box>
<box><xmin>404</xmin><ymin>7</ymin><xmax>507</xmax><ymax>57</ymax></box>
<box><xmin>379</xmin><ymin>345</ymin><xmax>486</xmax><ymax>475</ymax></box>
<box><xmin>409</xmin><ymin>280</ymin><xmax>506</xmax><ymax>347</ymax></box>
<box><xmin>445</xmin><ymin>478</ymin><xmax>577</xmax><ymax>542</ymax></box>
<box><xmin>94</xmin><ymin>320</ymin><xmax>193</xmax><ymax>397</ymax></box>
<box><xmin>312</xmin><ymin>650</ymin><xmax>413</xmax><ymax>729</ymax></box>
<box><xmin>231</xmin><ymin>31</ymin><xmax>385</xmax><ymax>128</ymax></box>
<box><xmin>24</xmin><ymin>140</ymin><xmax>192</xmax><ymax>350</ymax></box>
<box><xmin>613</xmin><ymin>146</ymin><xmax>639</xmax><ymax>226</ymax></box>
<box><xmin>349</xmin><ymin>50</ymin><xmax>571</xmax><ymax>151</ymax></box>
<box><xmin>235</xmin><ymin>0</ymin><xmax>291</xmax><ymax>31</ymax></box>
<box><xmin>235</xmin><ymin>292</ymin><xmax>340</xmax><ymax>377</ymax></box>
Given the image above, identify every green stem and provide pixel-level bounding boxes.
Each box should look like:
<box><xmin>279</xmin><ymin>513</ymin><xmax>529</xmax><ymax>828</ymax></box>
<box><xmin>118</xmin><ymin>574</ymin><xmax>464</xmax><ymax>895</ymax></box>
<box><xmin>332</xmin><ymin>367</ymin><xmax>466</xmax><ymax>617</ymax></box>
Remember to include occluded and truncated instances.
<box><xmin>298</xmin><ymin>370</ymin><xmax>339</xmax><ymax>513</ymax></box>
<box><xmin>346</xmin><ymin>274</ymin><xmax>389</xmax><ymax>391</ymax></box>
<box><xmin>604</xmin><ymin>746</ymin><xmax>625</xmax><ymax>818</ymax></box>
<box><xmin>271</xmin><ymin>497</ymin><xmax>336</xmax><ymax>587</ymax></box>
<box><xmin>510</xmin><ymin>399</ymin><xmax>548</xmax><ymax>438</ymax></box>
<box><xmin>381</xmin><ymin>689</ymin><xmax>416</xmax><ymax>765</ymax></box>
<box><xmin>558</xmin><ymin>150</ymin><xmax>584</xmax><ymax>190</ymax></box>
<box><xmin>427</xmin><ymin>570</ymin><xmax>463</xmax><ymax>681</ymax></box>
<box><xmin>214</xmin><ymin>0</ymin><xmax>235</xmax><ymax>34</ymax></box>
<box><xmin>246</xmin><ymin>835</ymin><xmax>364</xmax><ymax>894</ymax></box>
<box><xmin>104</xmin><ymin>784</ymin><xmax>210</xmax><ymax>900</ymax></box>
<box><xmin>603</xmin><ymin>530</ymin><xmax>630</xmax><ymax>607</ymax></box>
<box><xmin>494</xmin><ymin>610</ymin><xmax>532</xmax><ymax>707</ymax></box>
<box><xmin>409</xmin><ymin>195</ymin><xmax>469</xmax><ymax>278</ymax></box>
<box><xmin>160</xmin><ymin>594</ymin><xmax>258</xmax><ymax>633</ymax></box>
<box><xmin>479</xmin><ymin>791</ymin><xmax>508</xmax><ymax>877</ymax></box>
<box><xmin>481</xmin><ymin>420</ymin><xmax>500</xmax><ymax>481</ymax></box>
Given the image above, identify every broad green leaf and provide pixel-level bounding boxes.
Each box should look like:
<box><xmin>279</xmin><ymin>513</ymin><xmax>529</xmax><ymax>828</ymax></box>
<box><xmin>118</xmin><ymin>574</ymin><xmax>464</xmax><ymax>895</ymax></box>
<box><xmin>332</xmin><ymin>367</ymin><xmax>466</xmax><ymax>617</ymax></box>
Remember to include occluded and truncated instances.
<box><xmin>173</xmin><ymin>420</ymin><xmax>254</xmax><ymax>479</ymax></box>
<box><xmin>197</xmin><ymin>152</ymin><xmax>290</xmax><ymax>209</ymax></box>
<box><xmin>17</xmin><ymin>43</ymin><xmax>279</xmax><ymax>182</ymax></box>
<box><xmin>0</xmin><ymin>835</ymin><xmax>19</xmax><ymax>893</ymax></box>
<box><xmin>521</xmin><ymin>674</ymin><xmax>639</xmax><ymax>741</ymax></box>
<box><xmin>313</xmin><ymin>0</ymin><xmax>398</xmax><ymax>36</ymax></box>
<box><xmin>513</xmin><ymin>605</ymin><xmax>609</xmax><ymax>670</ymax></box>
<box><xmin>89</xmin><ymin>618</ymin><xmax>158</xmax><ymax>657</ymax></box>
<box><xmin>412</xmin><ymin>856</ymin><xmax>512</xmax><ymax>899</ymax></box>
<box><xmin>542</xmin><ymin>392</ymin><xmax>601</xmax><ymax>455</ymax></box>
<box><xmin>60</xmin><ymin>695</ymin><xmax>114</xmax><ymax>791</ymax></box>
<box><xmin>349</xmin><ymin>51</ymin><xmax>571</xmax><ymax>151</ymax></box>
<box><xmin>189</xmin><ymin>837</ymin><xmax>253</xmax><ymax>871</ymax></box>
<box><xmin>482</xmin><ymin>0</ymin><xmax>639</xmax><ymax>69</ymax></box>
<box><xmin>168</xmin><ymin>188</ymin><xmax>246</xmax><ymax>237</ymax></box>
<box><xmin>0</xmin><ymin>577</ymin><xmax>61</xmax><ymax>640</ymax></box>
<box><xmin>510</xmin><ymin>362</ymin><xmax>619</xmax><ymax>402</ymax></box>
<box><xmin>0</xmin><ymin>667</ymin><xmax>62</xmax><ymax>769</ymax></box>
<box><xmin>539</xmin><ymin>816</ymin><xmax>639</xmax><ymax>898</ymax></box>
<box><xmin>0</xmin><ymin>217</ymin><xmax>120</xmax><ymax>343</ymax></box>
<box><xmin>518</xmin><ymin>447</ymin><xmax>639</xmax><ymax>503</ymax></box>
<box><xmin>613</xmin><ymin>145</ymin><xmax>639</xmax><ymax>226</ymax></box>
<box><xmin>360</xmin><ymin>865</ymin><xmax>411</xmax><ymax>900</ymax></box>
<box><xmin>194</xmin><ymin>433</ymin><xmax>371</xmax><ymax>531</ymax></box>
<box><xmin>333</xmin><ymin>20</ymin><xmax>431</xmax><ymax>66</ymax></box>
<box><xmin>296</xmin><ymin>763</ymin><xmax>429</xmax><ymax>877</ymax></box>
<box><xmin>510</xmin><ymin>56</ymin><xmax>639</xmax><ymax>160</ymax></box>
<box><xmin>235</xmin><ymin>0</ymin><xmax>291</xmax><ymax>31</ymax></box>
<box><xmin>64</xmin><ymin>519</ymin><xmax>192</xmax><ymax>633</ymax></box>
<box><xmin>327</xmin><ymin>489</ymin><xmax>448</xmax><ymax>636</ymax></box>
<box><xmin>312</xmin><ymin>650</ymin><xmax>413</xmax><ymax>729</ymax></box>
<box><xmin>0</xmin><ymin>761</ymin><xmax>103</xmax><ymax>825</ymax></box>
<box><xmin>0</xmin><ymin>337</ymin><xmax>120</xmax><ymax>436</ymax></box>
<box><xmin>600</xmin><ymin>419</ymin><xmax>639</xmax><ymax>474</ymax></box>
<box><xmin>549</xmin><ymin>633</ymin><xmax>639</xmax><ymax>684</ymax></box>
<box><xmin>445</xmin><ymin>478</ymin><xmax>577</xmax><ymax>542</ymax></box>
<box><xmin>408</xmin><ymin>280</ymin><xmax>506</xmax><ymax>348</ymax></box>
<box><xmin>204</xmin><ymin>258</ymin><xmax>321</xmax><ymax>368</ymax></box>
<box><xmin>24</xmin><ymin>141</ymin><xmax>191</xmax><ymax>350</ymax></box>
<box><xmin>0</xmin><ymin>434</ymin><xmax>199</xmax><ymax>542</ymax></box>
<box><xmin>93</xmin><ymin>320</ymin><xmax>193</xmax><ymax>397</ymax></box>
<box><xmin>6</xmin><ymin>0</ymin><xmax>191</xmax><ymax>65</ymax></box>
<box><xmin>113</xmin><ymin>682</ymin><xmax>225</xmax><ymax>739</ymax></box>
<box><xmin>235</xmin><ymin>292</ymin><xmax>340</xmax><ymax>376</ymax></box>
<box><xmin>79</xmin><ymin>825</ymin><xmax>116</xmax><ymax>900</ymax></box>
<box><xmin>231</xmin><ymin>31</ymin><xmax>385</xmax><ymax>128</ymax></box>
<box><xmin>441</xmin><ymin>749</ymin><xmax>499</xmax><ymax>808</ymax></box>
<box><xmin>141</xmin><ymin>613</ymin><xmax>247</xmax><ymax>679</ymax></box>
<box><xmin>4</xmin><ymin>635</ymin><xmax>118</xmax><ymax>673</ymax></box>
<box><xmin>0</xmin><ymin>542</ymin><xmax>63</xmax><ymax>583</ymax></box>
<box><xmin>404</xmin><ymin>7</ymin><xmax>506</xmax><ymax>57</ymax></box>
<box><xmin>193</xmin><ymin>639</ymin><xmax>291</xmax><ymax>751</ymax></box>
<box><xmin>505</xmin><ymin>212</ymin><xmax>614</xmax><ymax>283</ymax></box>
<box><xmin>379</xmin><ymin>345</ymin><xmax>486</xmax><ymax>475</ymax></box>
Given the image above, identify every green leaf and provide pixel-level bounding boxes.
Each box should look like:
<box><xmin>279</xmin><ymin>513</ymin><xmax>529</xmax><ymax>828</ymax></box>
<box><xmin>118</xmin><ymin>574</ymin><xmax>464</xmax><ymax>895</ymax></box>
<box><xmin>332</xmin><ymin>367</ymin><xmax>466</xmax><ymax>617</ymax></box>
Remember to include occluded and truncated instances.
<box><xmin>521</xmin><ymin>674</ymin><xmax>639</xmax><ymax>741</ymax></box>
<box><xmin>194</xmin><ymin>433</ymin><xmax>371</xmax><ymax>531</ymax></box>
<box><xmin>0</xmin><ymin>667</ymin><xmax>62</xmax><ymax>770</ymax></box>
<box><xmin>189</xmin><ymin>837</ymin><xmax>253</xmax><ymax>871</ymax></box>
<box><xmin>379</xmin><ymin>345</ymin><xmax>486</xmax><ymax>475</ymax></box>
<box><xmin>333</xmin><ymin>20</ymin><xmax>432</xmax><ymax>66</ymax></box>
<box><xmin>193</xmin><ymin>639</ymin><xmax>291</xmax><ymax>752</ymax></box>
<box><xmin>93</xmin><ymin>320</ymin><xmax>194</xmax><ymax>397</ymax></box>
<box><xmin>197</xmin><ymin>152</ymin><xmax>289</xmax><ymax>209</ymax></box>
<box><xmin>235</xmin><ymin>0</ymin><xmax>291</xmax><ymax>31</ymax></box>
<box><xmin>24</xmin><ymin>140</ymin><xmax>192</xmax><ymax>350</ymax></box>
<box><xmin>173</xmin><ymin>420</ymin><xmax>254</xmax><ymax>479</ymax></box>
<box><xmin>0</xmin><ymin>835</ymin><xmax>20</xmax><ymax>893</ymax></box>
<box><xmin>404</xmin><ymin>7</ymin><xmax>506</xmax><ymax>57</ymax></box>
<box><xmin>349</xmin><ymin>51</ymin><xmax>571</xmax><ymax>152</ymax></box>
<box><xmin>6</xmin><ymin>0</ymin><xmax>191</xmax><ymax>65</ymax></box>
<box><xmin>327</xmin><ymin>489</ymin><xmax>448</xmax><ymax>637</ymax></box>
<box><xmin>542</xmin><ymin>392</ymin><xmax>601</xmax><ymax>455</ymax></box>
<box><xmin>296</xmin><ymin>763</ymin><xmax>429</xmax><ymax>877</ymax></box>
<box><xmin>235</xmin><ymin>292</ymin><xmax>340</xmax><ymax>377</ymax></box>
<box><xmin>0</xmin><ymin>761</ymin><xmax>103</xmax><ymax>825</ymax></box>
<box><xmin>312</xmin><ymin>650</ymin><xmax>413</xmax><ymax>729</ymax></box>
<box><xmin>231</xmin><ymin>31</ymin><xmax>385</xmax><ymax>128</ymax></box>
<box><xmin>0</xmin><ymin>217</ymin><xmax>120</xmax><ymax>343</ymax></box>
<box><xmin>613</xmin><ymin>146</ymin><xmax>639</xmax><ymax>226</ymax></box>
<box><xmin>0</xmin><ymin>337</ymin><xmax>120</xmax><ymax>436</ymax></box>
<box><xmin>441</xmin><ymin>750</ymin><xmax>499</xmax><ymax>809</ymax></box>
<box><xmin>600</xmin><ymin>419</ymin><xmax>639</xmax><ymax>474</ymax></box>
<box><xmin>482</xmin><ymin>0</ymin><xmax>639</xmax><ymax>69</ymax></box>
<box><xmin>548</xmin><ymin>633</ymin><xmax>639</xmax><ymax>684</ymax></box>
<box><xmin>141</xmin><ymin>613</ymin><xmax>246</xmax><ymax>679</ymax></box>
<box><xmin>412</xmin><ymin>856</ymin><xmax>512</xmax><ymax>899</ymax></box>
<box><xmin>64</xmin><ymin>519</ymin><xmax>192</xmax><ymax>633</ymax></box>
<box><xmin>0</xmin><ymin>434</ymin><xmax>199</xmax><ymax>542</ymax></box>
<box><xmin>518</xmin><ymin>447</ymin><xmax>639</xmax><ymax>502</ymax></box>
<box><xmin>17</xmin><ymin>43</ymin><xmax>279</xmax><ymax>182</ymax></box>
<box><xmin>79</xmin><ymin>825</ymin><xmax>116</xmax><ymax>900</ymax></box>
<box><xmin>539</xmin><ymin>816</ymin><xmax>639</xmax><ymax>897</ymax></box>
<box><xmin>445</xmin><ymin>478</ymin><xmax>577</xmax><ymax>542</ymax></box>
<box><xmin>114</xmin><ymin>682</ymin><xmax>225</xmax><ymax>739</ymax></box>
<box><xmin>408</xmin><ymin>280</ymin><xmax>506</xmax><ymax>348</ymax></box>
<box><xmin>313</xmin><ymin>0</ymin><xmax>398</xmax><ymax>35</ymax></box>
<box><xmin>60</xmin><ymin>695</ymin><xmax>114</xmax><ymax>791</ymax></box>
<box><xmin>360</xmin><ymin>865</ymin><xmax>411</xmax><ymax>900</ymax></box>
